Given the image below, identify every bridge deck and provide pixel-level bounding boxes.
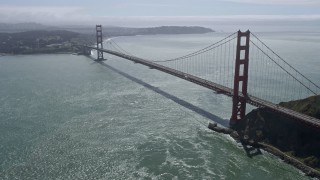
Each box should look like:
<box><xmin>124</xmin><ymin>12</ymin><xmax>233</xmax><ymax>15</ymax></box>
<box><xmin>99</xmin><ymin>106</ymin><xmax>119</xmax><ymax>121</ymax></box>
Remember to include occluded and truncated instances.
<box><xmin>90</xmin><ymin>47</ymin><xmax>320</xmax><ymax>128</ymax></box>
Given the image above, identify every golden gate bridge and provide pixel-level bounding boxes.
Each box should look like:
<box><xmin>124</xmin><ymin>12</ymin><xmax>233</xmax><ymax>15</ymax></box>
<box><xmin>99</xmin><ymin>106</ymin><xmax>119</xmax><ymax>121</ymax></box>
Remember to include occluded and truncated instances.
<box><xmin>81</xmin><ymin>25</ymin><xmax>320</xmax><ymax>128</ymax></box>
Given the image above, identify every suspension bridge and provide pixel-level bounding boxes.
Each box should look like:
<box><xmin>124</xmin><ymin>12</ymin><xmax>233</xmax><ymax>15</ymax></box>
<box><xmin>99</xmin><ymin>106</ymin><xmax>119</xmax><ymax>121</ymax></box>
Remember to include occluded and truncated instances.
<box><xmin>81</xmin><ymin>25</ymin><xmax>320</xmax><ymax>128</ymax></box>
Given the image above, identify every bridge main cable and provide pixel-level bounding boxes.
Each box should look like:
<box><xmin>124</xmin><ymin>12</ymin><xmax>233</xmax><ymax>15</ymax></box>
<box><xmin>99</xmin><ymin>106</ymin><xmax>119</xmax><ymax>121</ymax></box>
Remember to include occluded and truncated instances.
<box><xmin>152</xmin><ymin>32</ymin><xmax>237</xmax><ymax>63</ymax></box>
<box><xmin>87</xmin><ymin>45</ymin><xmax>320</xmax><ymax>128</ymax></box>
<box><xmin>87</xmin><ymin>25</ymin><xmax>320</xmax><ymax>129</ymax></box>
<box><xmin>250</xmin><ymin>32</ymin><xmax>320</xmax><ymax>94</ymax></box>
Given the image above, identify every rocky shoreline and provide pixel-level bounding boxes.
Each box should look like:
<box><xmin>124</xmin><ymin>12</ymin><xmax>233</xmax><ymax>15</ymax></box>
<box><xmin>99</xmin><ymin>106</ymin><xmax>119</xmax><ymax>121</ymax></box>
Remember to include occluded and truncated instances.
<box><xmin>208</xmin><ymin>122</ymin><xmax>320</xmax><ymax>179</ymax></box>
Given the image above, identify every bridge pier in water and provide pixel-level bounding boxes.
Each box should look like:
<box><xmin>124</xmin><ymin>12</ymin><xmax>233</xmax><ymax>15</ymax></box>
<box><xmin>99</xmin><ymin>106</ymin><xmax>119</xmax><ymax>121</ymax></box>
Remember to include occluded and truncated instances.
<box><xmin>230</xmin><ymin>30</ymin><xmax>250</xmax><ymax>128</ymax></box>
<box><xmin>96</xmin><ymin>25</ymin><xmax>104</xmax><ymax>61</ymax></box>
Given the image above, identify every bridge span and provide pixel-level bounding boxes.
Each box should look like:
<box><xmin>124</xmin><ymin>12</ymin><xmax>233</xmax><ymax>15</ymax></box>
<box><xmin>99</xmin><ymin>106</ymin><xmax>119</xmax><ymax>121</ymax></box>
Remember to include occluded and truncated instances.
<box><xmin>88</xmin><ymin>46</ymin><xmax>320</xmax><ymax>129</ymax></box>
<box><xmin>77</xmin><ymin>24</ymin><xmax>320</xmax><ymax>129</ymax></box>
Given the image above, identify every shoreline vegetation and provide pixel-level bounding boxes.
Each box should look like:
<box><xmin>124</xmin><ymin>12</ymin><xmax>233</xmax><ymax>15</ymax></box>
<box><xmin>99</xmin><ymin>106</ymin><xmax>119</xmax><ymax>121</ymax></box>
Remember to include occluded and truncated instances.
<box><xmin>208</xmin><ymin>95</ymin><xmax>320</xmax><ymax>179</ymax></box>
<box><xmin>0</xmin><ymin>30</ymin><xmax>90</xmax><ymax>55</ymax></box>
<box><xmin>0</xmin><ymin>25</ymin><xmax>214</xmax><ymax>55</ymax></box>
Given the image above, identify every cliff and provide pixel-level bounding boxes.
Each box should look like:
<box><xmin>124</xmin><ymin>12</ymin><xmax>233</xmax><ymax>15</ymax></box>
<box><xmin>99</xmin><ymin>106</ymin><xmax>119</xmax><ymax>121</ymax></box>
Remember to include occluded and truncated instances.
<box><xmin>242</xmin><ymin>95</ymin><xmax>320</xmax><ymax>170</ymax></box>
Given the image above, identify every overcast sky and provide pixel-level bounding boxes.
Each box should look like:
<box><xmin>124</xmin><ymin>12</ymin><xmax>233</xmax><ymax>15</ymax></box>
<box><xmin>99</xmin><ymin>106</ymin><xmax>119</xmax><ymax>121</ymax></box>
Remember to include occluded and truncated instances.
<box><xmin>1</xmin><ymin>0</ymin><xmax>320</xmax><ymax>31</ymax></box>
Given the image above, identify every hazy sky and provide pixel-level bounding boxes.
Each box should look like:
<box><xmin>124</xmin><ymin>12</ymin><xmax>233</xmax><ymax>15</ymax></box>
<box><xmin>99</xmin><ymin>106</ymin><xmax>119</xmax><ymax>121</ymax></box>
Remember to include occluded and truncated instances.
<box><xmin>1</xmin><ymin>0</ymin><xmax>320</xmax><ymax>31</ymax></box>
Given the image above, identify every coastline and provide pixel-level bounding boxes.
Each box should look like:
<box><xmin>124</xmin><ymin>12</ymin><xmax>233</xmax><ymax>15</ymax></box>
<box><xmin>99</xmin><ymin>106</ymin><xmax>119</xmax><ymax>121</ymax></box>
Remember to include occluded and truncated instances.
<box><xmin>2</xmin><ymin>31</ymin><xmax>216</xmax><ymax>56</ymax></box>
<box><xmin>258</xmin><ymin>142</ymin><xmax>320</xmax><ymax>178</ymax></box>
<box><xmin>208</xmin><ymin>122</ymin><xmax>320</xmax><ymax>179</ymax></box>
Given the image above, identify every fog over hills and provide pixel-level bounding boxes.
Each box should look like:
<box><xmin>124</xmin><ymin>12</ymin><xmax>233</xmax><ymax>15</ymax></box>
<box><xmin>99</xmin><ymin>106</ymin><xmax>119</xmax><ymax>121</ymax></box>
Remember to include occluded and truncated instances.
<box><xmin>0</xmin><ymin>22</ymin><xmax>214</xmax><ymax>35</ymax></box>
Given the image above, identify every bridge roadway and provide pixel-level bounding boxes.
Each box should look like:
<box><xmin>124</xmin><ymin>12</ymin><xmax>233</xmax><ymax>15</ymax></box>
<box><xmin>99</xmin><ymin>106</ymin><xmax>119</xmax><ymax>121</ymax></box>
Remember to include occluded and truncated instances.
<box><xmin>89</xmin><ymin>46</ymin><xmax>320</xmax><ymax>128</ymax></box>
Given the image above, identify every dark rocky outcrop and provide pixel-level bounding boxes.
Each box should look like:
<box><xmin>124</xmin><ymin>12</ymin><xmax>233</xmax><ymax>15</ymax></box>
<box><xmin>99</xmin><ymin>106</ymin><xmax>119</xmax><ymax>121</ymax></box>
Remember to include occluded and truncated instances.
<box><xmin>240</xmin><ymin>95</ymin><xmax>320</xmax><ymax>176</ymax></box>
<box><xmin>208</xmin><ymin>95</ymin><xmax>320</xmax><ymax>178</ymax></box>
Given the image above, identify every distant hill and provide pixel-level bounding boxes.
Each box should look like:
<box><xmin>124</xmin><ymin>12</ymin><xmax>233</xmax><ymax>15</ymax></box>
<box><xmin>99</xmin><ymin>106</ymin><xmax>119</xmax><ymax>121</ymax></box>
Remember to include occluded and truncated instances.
<box><xmin>0</xmin><ymin>23</ymin><xmax>215</xmax><ymax>54</ymax></box>
<box><xmin>0</xmin><ymin>23</ymin><xmax>214</xmax><ymax>35</ymax></box>
<box><xmin>104</xmin><ymin>26</ymin><xmax>214</xmax><ymax>36</ymax></box>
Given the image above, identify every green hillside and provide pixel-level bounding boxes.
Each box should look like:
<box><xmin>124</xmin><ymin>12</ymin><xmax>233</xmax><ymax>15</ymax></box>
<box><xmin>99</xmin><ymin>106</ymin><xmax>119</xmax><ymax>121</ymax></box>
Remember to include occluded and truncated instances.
<box><xmin>279</xmin><ymin>95</ymin><xmax>320</xmax><ymax>118</ymax></box>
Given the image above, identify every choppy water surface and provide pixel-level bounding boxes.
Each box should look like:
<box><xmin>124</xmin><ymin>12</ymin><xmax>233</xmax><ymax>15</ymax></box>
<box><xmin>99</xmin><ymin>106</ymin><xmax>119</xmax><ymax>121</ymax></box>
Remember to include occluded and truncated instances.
<box><xmin>1</xmin><ymin>32</ymin><xmax>319</xmax><ymax>179</ymax></box>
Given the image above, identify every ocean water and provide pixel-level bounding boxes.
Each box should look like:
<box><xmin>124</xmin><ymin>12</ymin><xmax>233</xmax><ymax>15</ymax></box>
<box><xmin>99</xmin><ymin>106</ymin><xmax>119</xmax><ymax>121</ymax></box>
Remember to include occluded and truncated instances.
<box><xmin>0</xmin><ymin>32</ymin><xmax>319</xmax><ymax>179</ymax></box>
